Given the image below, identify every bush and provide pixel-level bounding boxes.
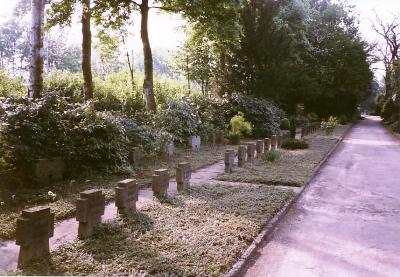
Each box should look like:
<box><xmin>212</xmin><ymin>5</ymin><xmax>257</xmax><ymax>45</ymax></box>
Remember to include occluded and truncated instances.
<box><xmin>381</xmin><ymin>98</ymin><xmax>398</xmax><ymax>122</ymax></box>
<box><xmin>44</xmin><ymin>72</ymin><xmax>84</xmax><ymax>101</ymax></box>
<box><xmin>280</xmin><ymin>118</ymin><xmax>291</xmax><ymax>130</ymax></box>
<box><xmin>307</xmin><ymin>113</ymin><xmax>319</xmax><ymax>122</ymax></box>
<box><xmin>262</xmin><ymin>150</ymin><xmax>279</xmax><ymax>163</ymax></box>
<box><xmin>156</xmin><ymin>97</ymin><xmax>200</xmax><ymax>145</ymax></box>
<box><xmin>339</xmin><ymin>115</ymin><xmax>349</xmax><ymax>125</ymax></box>
<box><xmin>321</xmin><ymin>116</ymin><xmax>339</xmax><ymax>135</ymax></box>
<box><xmin>281</xmin><ymin>139</ymin><xmax>309</xmax><ymax>150</ymax></box>
<box><xmin>225</xmin><ymin>94</ymin><xmax>283</xmax><ymax>137</ymax></box>
<box><xmin>0</xmin><ymin>69</ymin><xmax>25</xmax><ymax>97</ymax></box>
<box><xmin>0</xmin><ymin>95</ymin><xmax>133</xmax><ymax>184</ymax></box>
<box><xmin>226</xmin><ymin>132</ymin><xmax>241</xmax><ymax>145</ymax></box>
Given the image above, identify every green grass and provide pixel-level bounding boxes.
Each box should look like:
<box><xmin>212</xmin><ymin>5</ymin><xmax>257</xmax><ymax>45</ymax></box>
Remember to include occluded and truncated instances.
<box><xmin>215</xmin><ymin>125</ymin><xmax>349</xmax><ymax>186</ymax></box>
<box><xmin>0</xmin><ymin>145</ymin><xmax>232</xmax><ymax>240</ymax></box>
<box><xmin>12</xmin><ymin>184</ymin><xmax>294</xmax><ymax>276</ymax></box>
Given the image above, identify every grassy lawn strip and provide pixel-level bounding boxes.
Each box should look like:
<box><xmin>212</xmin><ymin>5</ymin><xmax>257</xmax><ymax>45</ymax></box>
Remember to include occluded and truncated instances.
<box><xmin>215</xmin><ymin>125</ymin><xmax>349</xmax><ymax>186</ymax></box>
<box><xmin>0</xmin><ymin>145</ymin><xmax>231</xmax><ymax>240</ymax></box>
<box><xmin>14</xmin><ymin>184</ymin><xmax>294</xmax><ymax>276</ymax></box>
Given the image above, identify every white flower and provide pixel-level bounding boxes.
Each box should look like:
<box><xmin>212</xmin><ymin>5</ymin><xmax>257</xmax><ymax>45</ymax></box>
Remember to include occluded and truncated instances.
<box><xmin>0</xmin><ymin>202</ymin><xmax>4</xmax><ymax>206</ymax></box>
<box><xmin>48</xmin><ymin>191</ymin><xmax>57</xmax><ymax>200</ymax></box>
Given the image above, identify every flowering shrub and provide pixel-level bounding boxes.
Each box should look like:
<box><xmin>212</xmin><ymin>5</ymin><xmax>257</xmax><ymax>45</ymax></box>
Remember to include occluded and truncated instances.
<box><xmin>321</xmin><ymin>116</ymin><xmax>339</xmax><ymax>135</ymax></box>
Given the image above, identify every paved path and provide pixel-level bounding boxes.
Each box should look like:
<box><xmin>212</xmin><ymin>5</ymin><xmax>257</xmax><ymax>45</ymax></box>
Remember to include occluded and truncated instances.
<box><xmin>242</xmin><ymin>116</ymin><xmax>400</xmax><ymax>277</ymax></box>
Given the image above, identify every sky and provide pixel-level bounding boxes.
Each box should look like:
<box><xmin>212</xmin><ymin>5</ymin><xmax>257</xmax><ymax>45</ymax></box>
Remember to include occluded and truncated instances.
<box><xmin>1</xmin><ymin>0</ymin><xmax>400</xmax><ymax>77</ymax></box>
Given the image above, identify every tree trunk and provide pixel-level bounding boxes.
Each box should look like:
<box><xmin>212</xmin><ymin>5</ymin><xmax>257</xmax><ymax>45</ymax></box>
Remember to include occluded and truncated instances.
<box><xmin>140</xmin><ymin>0</ymin><xmax>157</xmax><ymax>112</ymax></box>
<box><xmin>28</xmin><ymin>0</ymin><xmax>45</xmax><ymax>99</ymax></box>
<box><xmin>82</xmin><ymin>0</ymin><xmax>93</xmax><ymax>100</ymax></box>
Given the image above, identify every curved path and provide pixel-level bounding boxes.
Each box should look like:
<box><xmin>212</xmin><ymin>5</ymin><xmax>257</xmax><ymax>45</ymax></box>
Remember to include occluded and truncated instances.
<box><xmin>242</xmin><ymin>116</ymin><xmax>400</xmax><ymax>277</ymax></box>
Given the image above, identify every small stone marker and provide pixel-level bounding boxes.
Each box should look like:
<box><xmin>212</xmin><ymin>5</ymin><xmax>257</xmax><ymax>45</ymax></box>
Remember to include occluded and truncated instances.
<box><xmin>247</xmin><ymin>143</ymin><xmax>256</xmax><ymax>162</ymax></box>
<box><xmin>115</xmin><ymin>179</ymin><xmax>138</xmax><ymax>215</ymax></box>
<box><xmin>167</xmin><ymin>142</ymin><xmax>174</xmax><ymax>159</ymax></box>
<box><xmin>189</xmin><ymin>135</ymin><xmax>201</xmax><ymax>150</ymax></box>
<box><xmin>152</xmin><ymin>169</ymin><xmax>169</xmax><ymax>198</ymax></box>
<box><xmin>16</xmin><ymin>206</ymin><xmax>54</xmax><ymax>267</ymax></box>
<box><xmin>131</xmin><ymin>147</ymin><xmax>141</xmax><ymax>166</ymax></box>
<box><xmin>256</xmin><ymin>140</ymin><xmax>264</xmax><ymax>156</ymax></box>
<box><xmin>238</xmin><ymin>146</ymin><xmax>247</xmax><ymax>167</ymax></box>
<box><xmin>224</xmin><ymin>149</ymin><xmax>235</xmax><ymax>173</ymax></box>
<box><xmin>264</xmin><ymin>138</ymin><xmax>271</xmax><ymax>152</ymax></box>
<box><xmin>76</xmin><ymin>189</ymin><xmax>105</xmax><ymax>239</ymax></box>
<box><xmin>34</xmin><ymin>158</ymin><xmax>64</xmax><ymax>185</ymax></box>
<box><xmin>271</xmin><ymin>135</ymin><xmax>278</xmax><ymax>150</ymax></box>
<box><xmin>176</xmin><ymin>162</ymin><xmax>191</xmax><ymax>191</ymax></box>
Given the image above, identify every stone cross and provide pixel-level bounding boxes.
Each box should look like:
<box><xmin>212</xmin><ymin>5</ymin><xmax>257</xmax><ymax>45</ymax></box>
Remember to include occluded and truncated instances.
<box><xmin>256</xmin><ymin>140</ymin><xmax>264</xmax><ymax>156</ymax></box>
<box><xmin>34</xmin><ymin>158</ymin><xmax>64</xmax><ymax>185</ymax></box>
<box><xmin>152</xmin><ymin>169</ymin><xmax>169</xmax><ymax>198</ymax></box>
<box><xmin>224</xmin><ymin>149</ymin><xmax>235</xmax><ymax>173</ymax></box>
<box><xmin>115</xmin><ymin>179</ymin><xmax>138</xmax><ymax>215</ymax></box>
<box><xmin>189</xmin><ymin>136</ymin><xmax>201</xmax><ymax>150</ymax></box>
<box><xmin>176</xmin><ymin>162</ymin><xmax>192</xmax><ymax>191</ymax></box>
<box><xmin>237</xmin><ymin>145</ymin><xmax>247</xmax><ymax>167</ymax></box>
<box><xmin>131</xmin><ymin>147</ymin><xmax>141</xmax><ymax>166</ymax></box>
<box><xmin>16</xmin><ymin>206</ymin><xmax>54</xmax><ymax>267</ymax></box>
<box><xmin>76</xmin><ymin>189</ymin><xmax>105</xmax><ymax>239</ymax></box>
<box><xmin>167</xmin><ymin>142</ymin><xmax>174</xmax><ymax>159</ymax></box>
<box><xmin>247</xmin><ymin>143</ymin><xmax>256</xmax><ymax>162</ymax></box>
<box><xmin>264</xmin><ymin>138</ymin><xmax>271</xmax><ymax>152</ymax></box>
<box><xmin>271</xmin><ymin>135</ymin><xmax>278</xmax><ymax>150</ymax></box>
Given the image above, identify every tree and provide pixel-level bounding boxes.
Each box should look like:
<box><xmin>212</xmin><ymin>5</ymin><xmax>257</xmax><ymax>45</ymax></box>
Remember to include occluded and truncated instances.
<box><xmin>29</xmin><ymin>0</ymin><xmax>46</xmax><ymax>99</ymax></box>
<box><xmin>373</xmin><ymin>15</ymin><xmax>400</xmax><ymax>99</ymax></box>
<box><xmin>48</xmin><ymin>0</ymin><xmax>94</xmax><ymax>100</ymax></box>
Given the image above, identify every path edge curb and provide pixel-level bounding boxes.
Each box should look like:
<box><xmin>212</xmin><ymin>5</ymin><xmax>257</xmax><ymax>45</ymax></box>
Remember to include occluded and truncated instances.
<box><xmin>224</xmin><ymin>124</ymin><xmax>354</xmax><ymax>277</ymax></box>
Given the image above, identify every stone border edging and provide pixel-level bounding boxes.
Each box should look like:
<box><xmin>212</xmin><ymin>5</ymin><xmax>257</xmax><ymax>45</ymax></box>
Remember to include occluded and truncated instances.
<box><xmin>224</xmin><ymin>124</ymin><xmax>354</xmax><ymax>277</ymax></box>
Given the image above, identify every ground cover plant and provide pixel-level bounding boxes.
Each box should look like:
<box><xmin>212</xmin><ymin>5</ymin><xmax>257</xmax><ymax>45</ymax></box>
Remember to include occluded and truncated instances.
<box><xmin>281</xmin><ymin>139</ymin><xmax>309</xmax><ymax>150</ymax></box>
<box><xmin>0</xmin><ymin>144</ymin><xmax>232</xmax><ymax>240</ymax></box>
<box><xmin>215</xmin><ymin>125</ymin><xmax>349</xmax><ymax>186</ymax></box>
<box><xmin>12</xmin><ymin>183</ymin><xmax>294</xmax><ymax>276</ymax></box>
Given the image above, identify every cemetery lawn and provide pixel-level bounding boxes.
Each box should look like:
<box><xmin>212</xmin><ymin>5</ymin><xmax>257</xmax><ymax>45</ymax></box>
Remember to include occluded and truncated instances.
<box><xmin>215</xmin><ymin>125</ymin><xmax>349</xmax><ymax>186</ymax></box>
<box><xmin>0</xmin><ymin>145</ymin><xmax>231</xmax><ymax>240</ymax></box>
<box><xmin>15</xmin><ymin>184</ymin><xmax>294</xmax><ymax>276</ymax></box>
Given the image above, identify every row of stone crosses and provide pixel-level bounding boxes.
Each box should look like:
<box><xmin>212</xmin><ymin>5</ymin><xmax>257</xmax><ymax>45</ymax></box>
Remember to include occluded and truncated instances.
<box><xmin>14</xmin><ymin>133</ymin><xmax>290</xmax><ymax>268</ymax></box>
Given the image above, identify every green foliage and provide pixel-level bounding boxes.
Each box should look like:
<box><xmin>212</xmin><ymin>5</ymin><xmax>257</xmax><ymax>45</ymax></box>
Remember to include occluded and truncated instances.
<box><xmin>0</xmin><ymin>69</ymin><xmax>25</xmax><ymax>96</ymax></box>
<box><xmin>156</xmin><ymin>97</ymin><xmax>200</xmax><ymax>145</ymax></box>
<box><xmin>44</xmin><ymin>72</ymin><xmax>83</xmax><ymax>100</ymax></box>
<box><xmin>262</xmin><ymin>150</ymin><xmax>279</xmax><ymax>163</ymax></box>
<box><xmin>281</xmin><ymin>139</ymin><xmax>309</xmax><ymax>150</ymax></box>
<box><xmin>307</xmin><ymin>113</ymin><xmax>319</xmax><ymax>123</ymax></box>
<box><xmin>321</xmin><ymin>116</ymin><xmax>339</xmax><ymax>135</ymax></box>
<box><xmin>381</xmin><ymin>98</ymin><xmax>398</xmax><ymax>122</ymax></box>
<box><xmin>226</xmin><ymin>94</ymin><xmax>283</xmax><ymax>137</ymax></box>
<box><xmin>226</xmin><ymin>112</ymin><xmax>252</xmax><ymax>144</ymax></box>
<box><xmin>280</xmin><ymin>118</ymin><xmax>291</xmax><ymax>130</ymax></box>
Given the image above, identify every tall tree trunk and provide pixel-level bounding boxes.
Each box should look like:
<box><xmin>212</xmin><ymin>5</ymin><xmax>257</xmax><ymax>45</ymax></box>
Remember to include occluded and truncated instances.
<box><xmin>140</xmin><ymin>0</ymin><xmax>157</xmax><ymax>112</ymax></box>
<box><xmin>28</xmin><ymin>0</ymin><xmax>45</xmax><ymax>99</ymax></box>
<box><xmin>82</xmin><ymin>0</ymin><xmax>93</xmax><ymax>100</ymax></box>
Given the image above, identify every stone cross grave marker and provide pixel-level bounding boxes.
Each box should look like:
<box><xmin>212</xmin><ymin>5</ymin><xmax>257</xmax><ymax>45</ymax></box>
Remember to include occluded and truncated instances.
<box><xmin>115</xmin><ymin>179</ymin><xmax>138</xmax><ymax>215</ymax></box>
<box><xmin>238</xmin><ymin>145</ymin><xmax>247</xmax><ymax>167</ymax></box>
<box><xmin>224</xmin><ymin>149</ymin><xmax>235</xmax><ymax>173</ymax></box>
<box><xmin>76</xmin><ymin>189</ymin><xmax>105</xmax><ymax>239</ymax></box>
<box><xmin>247</xmin><ymin>143</ymin><xmax>256</xmax><ymax>162</ymax></box>
<box><xmin>176</xmin><ymin>162</ymin><xmax>192</xmax><ymax>191</ymax></box>
<box><xmin>152</xmin><ymin>169</ymin><xmax>169</xmax><ymax>198</ymax></box>
<box><xmin>189</xmin><ymin>135</ymin><xmax>201</xmax><ymax>150</ymax></box>
<box><xmin>264</xmin><ymin>138</ymin><xmax>271</xmax><ymax>152</ymax></box>
<box><xmin>256</xmin><ymin>140</ymin><xmax>264</xmax><ymax>157</ymax></box>
<box><xmin>131</xmin><ymin>147</ymin><xmax>141</xmax><ymax>166</ymax></box>
<box><xmin>16</xmin><ymin>206</ymin><xmax>54</xmax><ymax>267</ymax></box>
<box><xmin>271</xmin><ymin>135</ymin><xmax>278</xmax><ymax>150</ymax></box>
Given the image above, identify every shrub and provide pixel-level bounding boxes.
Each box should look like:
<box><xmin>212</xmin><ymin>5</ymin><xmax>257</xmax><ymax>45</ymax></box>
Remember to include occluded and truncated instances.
<box><xmin>226</xmin><ymin>132</ymin><xmax>241</xmax><ymax>145</ymax></box>
<box><xmin>281</xmin><ymin>139</ymin><xmax>309</xmax><ymax>150</ymax></box>
<box><xmin>339</xmin><ymin>115</ymin><xmax>349</xmax><ymax>125</ymax></box>
<box><xmin>230</xmin><ymin>112</ymin><xmax>252</xmax><ymax>136</ymax></box>
<box><xmin>0</xmin><ymin>95</ymin><xmax>132</xmax><ymax>184</ymax></box>
<box><xmin>381</xmin><ymin>98</ymin><xmax>398</xmax><ymax>122</ymax></box>
<box><xmin>280</xmin><ymin>118</ymin><xmax>291</xmax><ymax>130</ymax></box>
<box><xmin>0</xmin><ymin>69</ymin><xmax>25</xmax><ymax>97</ymax></box>
<box><xmin>44</xmin><ymin>72</ymin><xmax>83</xmax><ymax>101</ymax></box>
<box><xmin>262</xmin><ymin>150</ymin><xmax>279</xmax><ymax>163</ymax></box>
<box><xmin>307</xmin><ymin>112</ymin><xmax>319</xmax><ymax>122</ymax></box>
<box><xmin>156</xmin><ymin>97</ymin><xmax>200</xmax><ymax>145</ymax></box>
<box><xmin>321</xmin><ymin>116</ymin><xmax>339</xmax><ymax>135</ymax></box>
<box><xmin>225</xmin><ymin>94</ymin><xmax>283</xmax><ymax>137</ymax></box>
